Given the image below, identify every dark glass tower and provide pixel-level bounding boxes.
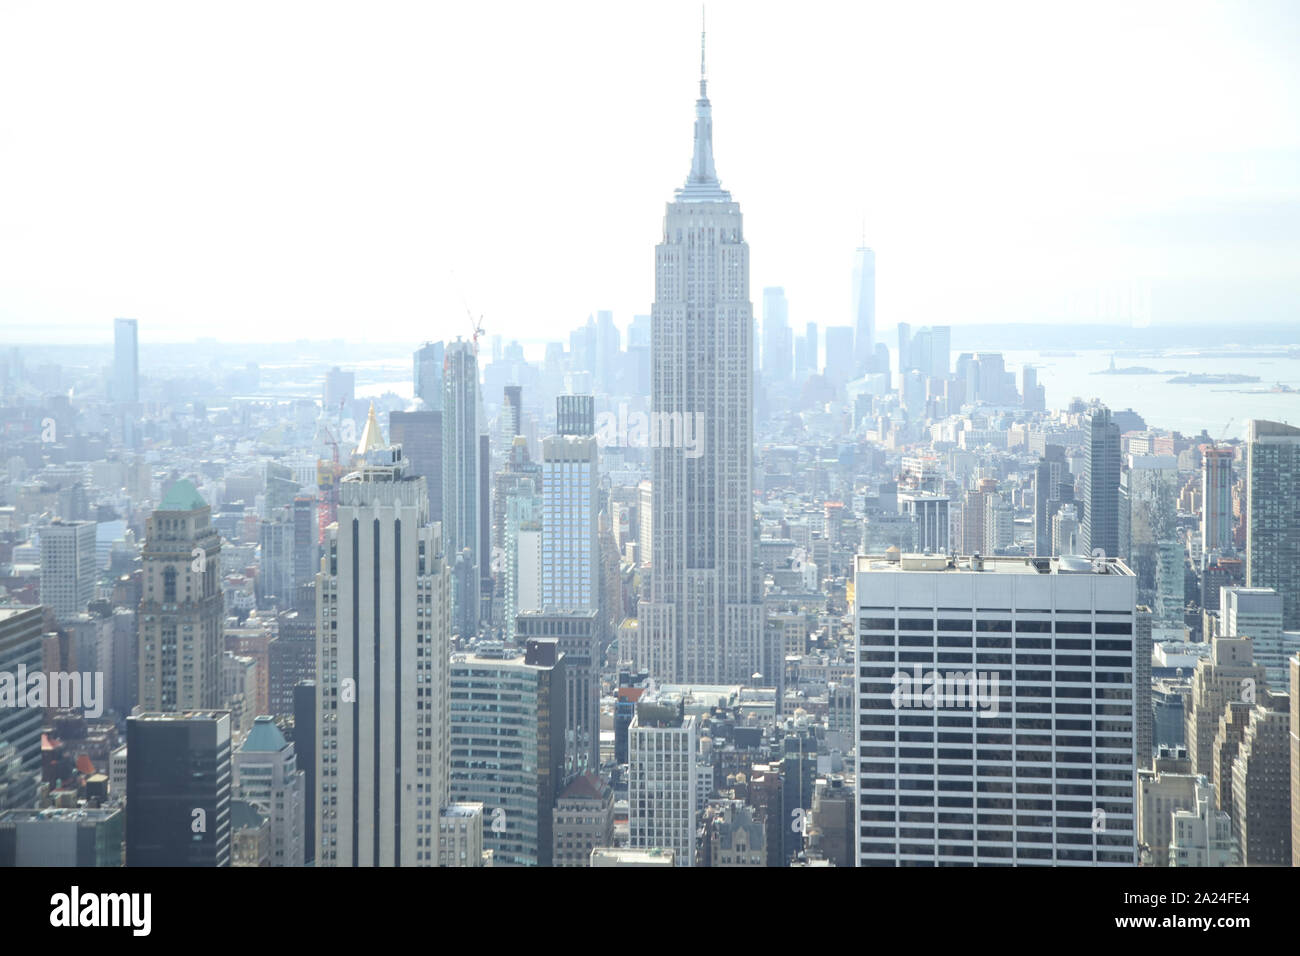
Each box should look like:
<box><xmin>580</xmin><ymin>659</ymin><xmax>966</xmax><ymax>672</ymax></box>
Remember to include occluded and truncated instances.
<box><xmin>126</xmin><ymin>712</ymin><xmax>232</xmax><ymax>867</ymax></box>
<box><xmin>1082</xmin><ymin>404</ymin><xmax>1121</xmax><ymax>557</ymax></box>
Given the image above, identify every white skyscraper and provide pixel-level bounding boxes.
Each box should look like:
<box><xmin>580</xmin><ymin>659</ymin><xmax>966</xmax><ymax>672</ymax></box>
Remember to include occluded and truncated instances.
<box><xmin>761</xmin><ymin>286</ymin><xmax>791</xmax><ymax>381</ymax></box>
<box><xmin>628</xmin><ymin>693</ymin><xmax>697</xmax><ymax>867</ymax></box>
<box><xmin>852</xmin><ymin>246</ymin><xmax>875</xmax><ymax>375</ymax></box>
<box><xmin>315</xmin><ymin>440</ymin><xmax>451</xmax><ymax>867</ymax></box>
<box><xmin>639</xmin><ymin>30</ymin><xmax>764</xmax><ymax>686</ymax></box>
<box><xmin>39</xmin><ymin>519</ymin><xmax>97</xmax><ymax>623</ymax></box>
<box><xmin>113</xmin><ymin>317</ymin><xmax>138</xmax><ymax>405</ymax></box>
<box><xmin>541</xmin><ymin>434</ymin><xmax>599</xmax><ymax>613</ymax></box>
<box><xmin>502</xmin><ymin>477</ymin><xmax>541</xmax><ymax>642</ymax></box>
<box><xmin>1221</xmin><ymin>586</ymin><xmax>1294</xmax><ymax>691</ymax></box>
<box><xmin>854</xmin><ymin>553</ymin><xmax>1140</xmax><ymax>866</ymax></box>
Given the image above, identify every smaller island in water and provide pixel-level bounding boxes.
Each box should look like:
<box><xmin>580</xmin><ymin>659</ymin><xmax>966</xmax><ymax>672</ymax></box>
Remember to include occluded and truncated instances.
<box><xmin>1094</xmin><ymin>355</ymin><xmax>1176</xmax><ymax>375</ymax></box>
<box><xmin>1094</xmin><ymin>365</ymin><xmax>1163</xmax><ymax>375</ymax></box>
<box><xmin>1166</xmin><ymin>373</ymin><xmax>1261</xmax><ymax>385</ymax></box>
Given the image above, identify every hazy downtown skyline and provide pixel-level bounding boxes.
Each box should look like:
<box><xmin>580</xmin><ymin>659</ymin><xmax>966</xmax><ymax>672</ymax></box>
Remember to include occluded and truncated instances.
<box><xmin>2</xmin><ymin>0</ymin><xmax>1299</xmax><ymax>344</ymax></box>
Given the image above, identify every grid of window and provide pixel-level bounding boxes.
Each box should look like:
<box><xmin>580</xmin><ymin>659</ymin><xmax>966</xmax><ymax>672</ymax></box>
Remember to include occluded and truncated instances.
<box><xmin>856</xmin><ymin>600</ymin><xmax>1137</xmax><ymax>867</ymax></box>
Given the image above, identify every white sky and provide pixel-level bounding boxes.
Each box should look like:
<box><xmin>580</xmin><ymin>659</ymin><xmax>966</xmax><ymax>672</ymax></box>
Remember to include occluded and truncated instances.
<box><xmin>2</xmin><ymin>0</ymin><xmax>1298</xmax><ymax>345</ymax></box>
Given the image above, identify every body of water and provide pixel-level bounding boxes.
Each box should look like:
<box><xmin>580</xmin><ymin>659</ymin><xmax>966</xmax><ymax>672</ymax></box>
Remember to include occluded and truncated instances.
<box><xmin>1007</xmin><ymin>349</ymin><xmax>1300</xmax><ymax>440</ymax></box>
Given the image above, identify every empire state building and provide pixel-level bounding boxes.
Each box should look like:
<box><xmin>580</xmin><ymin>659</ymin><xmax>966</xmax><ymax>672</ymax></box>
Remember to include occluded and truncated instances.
<box><xmin>639</xmin><ymin>34</ymin><xmax>769</xmax><ymax>686</ymax></box>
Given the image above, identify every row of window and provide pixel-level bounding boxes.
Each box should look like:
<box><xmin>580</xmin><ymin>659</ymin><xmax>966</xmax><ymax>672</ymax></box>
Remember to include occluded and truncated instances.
<box><xmin>862</xmin><ymin>618</ymin><xmax>1132</xmax><ymax>635</ymax></box>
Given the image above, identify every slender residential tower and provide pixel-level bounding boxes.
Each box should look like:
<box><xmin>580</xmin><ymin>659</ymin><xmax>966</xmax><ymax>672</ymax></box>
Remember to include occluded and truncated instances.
<box><xmin>442</xmin><ymin>340</ymin><xmax>481</xmax><ymax>637</ymax></box>
<box><xmin>639</xmin><ymin>29</ymin><xmax>764</xmax><ymax>685</ymax></box>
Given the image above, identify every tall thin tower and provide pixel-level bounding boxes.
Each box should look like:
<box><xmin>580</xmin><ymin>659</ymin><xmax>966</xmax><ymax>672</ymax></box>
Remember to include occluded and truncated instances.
<box><xmin>852</xmin><ymin>243</ymin><xmax>875</xmax><ymax>375</ymax></box>
<box><xmin>1082</xmin><ymin>403</ymin><xmax>1121</xmax><ymax>558</ymax></box>
<box><xmin>442</xmin><ymin>340</ymin><xmax>481</xmax><ymax>637</ymax></box>
<box><xmin>639</xmin><ymin>25</ymin><xmax>764</xmax><ymax>685</ymax></box>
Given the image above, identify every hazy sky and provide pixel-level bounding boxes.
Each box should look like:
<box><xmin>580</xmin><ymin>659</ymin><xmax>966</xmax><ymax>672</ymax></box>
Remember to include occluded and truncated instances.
<box><xmin>2</xmin><ymin>0</ymin><xmax>1298</xmax><ymax>345</ymax></box>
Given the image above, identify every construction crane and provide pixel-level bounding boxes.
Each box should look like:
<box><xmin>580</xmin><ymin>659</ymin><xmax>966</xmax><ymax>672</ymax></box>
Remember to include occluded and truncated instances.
<box><xmin>465</xmin><ymin>302</ymin><xmax>485</xmax><ymax>354</ymax></box>
<box><xmin>1217</xmin><ymin>418</ymin><xmax>1234</xmax><ymax>443</ymax></box>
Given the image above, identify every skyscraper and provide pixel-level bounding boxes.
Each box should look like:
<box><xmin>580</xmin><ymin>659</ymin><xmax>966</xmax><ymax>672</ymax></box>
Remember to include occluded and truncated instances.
<box><xmin>323</xmin><ymin>366</ymin><xmax>354</xmax><ymax>411</ymax></box>
<box><xmin>234</xmin><ymin>715</ymin><xmax>305</xmax><ymax>867</ymax></box>
<box><xmin>293</xmin><ymin>680</ymin><xmax>316</xmax><ymax>864</ymax></box>
<box><xmin>1221</xmin><ymin>587</ymin><xmax>1291</xmax><ymax>691</ymax></box>
<box><xmin>0</xmin><ymin>607</ymin><xmax>44</xmax><ymax>810</ymax></box>
<box><xmin>139</xmin><ymin>480</ymin><xmax>223</xmax><ymax>712</ymax></box>
<box><xmin>499</xmin><ymin>440</ymin><xmax>542</xmax><ymax>642</ymax></box>
<box><xmin>1033</xmin><ymin>444</ymin><xmax>1068</xmax><ymax>557</ymax></box>
<box><xmin>501</xmin><ymin>385</ymin><xmax>523</xmax><ymax>446</ymax></box>
<box><xmin>1081</xmin><ymin>403</ymin><xmax>1121</xmax><ymax>558</ymax></box>
<box><xmin>390</xmin><ymin>409</ymin><xmax>442</xmax><ymax>524</ymax></box>
<box><xmin>315</xmin><ymin>441</ymin><xmax>451</xmax><ymax>867</ymax></box>
<box><xmin>761</xmin><ymin>286</ymin><xmax>792</xmax><ymax>382</ymax></box>
<box><xmin>1201</xmin><ymin>444</ymin><xmax>1234</xmax><ymax>562</ymax></box>
<box><xmin>898</xmin><ymin>492</ymin><xmax>949</xmax><ymax>554</ymax></box>
<box><xmin>1229</xmin><ymin>697</ymin><xmax>1292</xmax><ymax>866</ymax></box>
<box><xmin>126</xmin><ymin>711</ymin><xmax>232</xmax><ymax>867</ymax></box>
<box><xmin>595</xmin><ymin>309</ymin><xmax>620</xmax><ymax>392</ymax></box>
<box><xmin>852</xmin><ymin>245</ymin><xmax>875</xmax><ymax>375</ymax></box>
<box><xmin>795</xmin><ymin>322</ymin><xmax>818</xmax><ymax>381</ymax></box>
<box><xmin>628</xmin><ymin>693</ymin><xmax>697</xmax><ymax>867</ymax></box>
<box><xmin>556</xmin><ymin>394</ymin><xmax>595</xmax><ymax>437</ymax></box>
<box><xmin>541</xmin><ymin>434</ymin><xmax>599</xmax><ymax>613</ymax></box>
<box><xmin>639</xmin><ymin>32</ymin><xmax>764</xmax><ymax>685</ymax></box>
<box><xmin>39</xmin><ymin>519</ymin><xmax>97</xmax><ymax>622</ymax></box>
<box><xmin>113</xmin><ymin>317</ymin><xmax>138</xmax><ymax>405</ymax></box>
<box><xmin>1291</xmin><ymin>656</ymin><xmax>1299</xmax><ymax>868</ymax></box>
<box><xmin>1185</xmin><ymin>635</ymin><xmax>1265</xmax><ymax>779</ymax></box>
<box><xmin>413</xmin><ymin>340</ymin><xmax>444</xmax><ymax>410</ymax></box>
<box><xmin>1120</xmin><ymin>455</ymin><xmax>1183</xmax><ymax>638</ymax></box>
<box><xmin>448</xmin><ymin>639</ymin><xmax>565</xmax><ymax>867</ymax></box>
<box><xmin>823</xmin><ymin>326</ymin><xmax>855</xmax><ymax>386</ymax></box>
<box><xmin>291</xmin><ymin>494</ymin><xmax>320</xmax><ymax>591</ymax></box>
<box><xmin>516</xmin><ymin>609</ymin><xmax>601</xmax><ymax>775</ymax></box>
<box><xmin>897</xmin><ymin>322</ymin><xmax>911</xmax><ymax>377</ymax></box>
<box><xmin>853</xmin><ymin>553</ymin><xmax>1140</xmax><ymax>866</ymax></box>
<box><xmin>442</xmin><ymin>340</ymin><xmax>481</xmax><ymax>638</ymax></box>
<box><xmin>1244</xmin><ymin>419</ymin><xmax>1300</xmax><ymax>629</ymax></box>
<box><xmin>258</xmin><ymin>514</ymin><xmax>293</xmax><ymax>609</ymax></box>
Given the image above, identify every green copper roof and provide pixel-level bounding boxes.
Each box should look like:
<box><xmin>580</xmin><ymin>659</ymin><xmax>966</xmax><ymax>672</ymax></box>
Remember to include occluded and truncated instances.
<box><xmin>239</xmin><ymin>715</ymin><xmax>288</xmax><ymax>753</ymax></box>
<box><xmin>158</xmin><ymin>478</ymin><xmax>207</xmax><ymax>511</ymax></box>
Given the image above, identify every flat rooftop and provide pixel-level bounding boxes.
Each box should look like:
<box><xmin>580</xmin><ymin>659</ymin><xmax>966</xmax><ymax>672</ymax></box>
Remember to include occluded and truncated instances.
<box><xmin>0</xmin><ymin>606</ymin><xmax>41</xmax><ymax>622</ymax></box>
<box><xmin>129</xmin><ymin>711</ymin><xmax>231</xmax><ymax>721</ymax></box>
<box><xmin>855</xmin><ymin>554</ymin><xmax>1134</xmax><ymax>577</ymax></box>
<box><xmin>0</xmin><ymin>807</ymin><xmax>121</xmax><ymax>823</ymax></box>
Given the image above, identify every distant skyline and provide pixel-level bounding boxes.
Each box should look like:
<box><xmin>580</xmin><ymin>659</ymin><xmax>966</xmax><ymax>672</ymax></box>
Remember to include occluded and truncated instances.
<box><xmin>2</xmin><ymin>0</ymin><xmax>1299</xmax><ymax>344</ymax></box>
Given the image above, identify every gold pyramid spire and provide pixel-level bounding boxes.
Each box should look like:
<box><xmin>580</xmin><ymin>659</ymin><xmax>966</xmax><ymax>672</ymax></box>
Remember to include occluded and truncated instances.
<box><xmin>356</xmin><ymin>401</ymin><xmax>386</xmax><ymax>454</ymax></box>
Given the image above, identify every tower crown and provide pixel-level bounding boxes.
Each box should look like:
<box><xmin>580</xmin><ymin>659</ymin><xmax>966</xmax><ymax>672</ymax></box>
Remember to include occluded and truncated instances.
<box><xmin>676</xmin><ymin>18</ymin><xmax>731</xmax><ymax>203</ymax></box>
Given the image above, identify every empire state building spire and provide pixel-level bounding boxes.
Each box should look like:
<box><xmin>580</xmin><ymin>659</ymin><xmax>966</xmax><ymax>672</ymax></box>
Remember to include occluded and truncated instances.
<box><xmin>678</xmin><ymin>16</ymin><xmax>730</xmax><ymax>202</ymax></box>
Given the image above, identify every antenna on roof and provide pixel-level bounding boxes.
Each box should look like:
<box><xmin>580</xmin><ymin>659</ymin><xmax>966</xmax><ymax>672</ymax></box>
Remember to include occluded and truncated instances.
<box><xmin>699</xmin><ymin>5</ymin><xmax>707</xmax><ymax>96</ymax></box>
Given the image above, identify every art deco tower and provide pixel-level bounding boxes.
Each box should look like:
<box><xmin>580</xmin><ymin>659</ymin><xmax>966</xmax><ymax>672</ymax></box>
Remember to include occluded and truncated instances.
<box><xmin>639</xmin><ymin>32</ymin><xmax>764</xmax><ymax>685</ymax></box>
<box><xmin>315</xmin><ymin>439</ymin><xmax>451</xmax><ymax>867</ymax></box>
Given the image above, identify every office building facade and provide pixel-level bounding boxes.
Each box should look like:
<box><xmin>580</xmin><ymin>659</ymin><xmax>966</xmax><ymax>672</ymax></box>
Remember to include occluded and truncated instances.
<box><xmin>854</xmin><ymin>553</ymin><xmax>1139</xmax><ymax>866</ymax></box>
